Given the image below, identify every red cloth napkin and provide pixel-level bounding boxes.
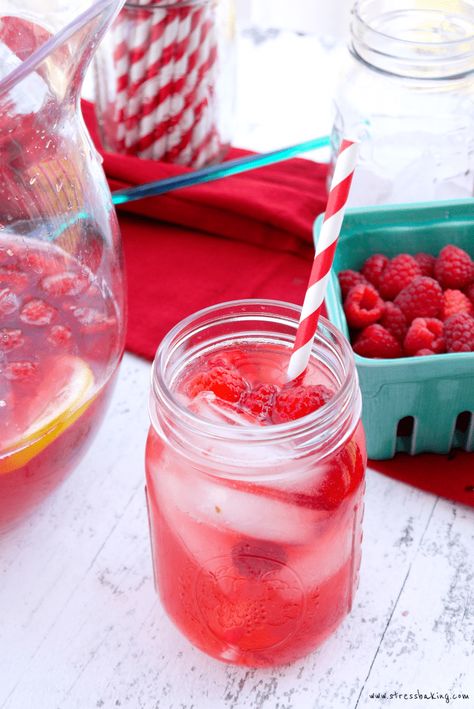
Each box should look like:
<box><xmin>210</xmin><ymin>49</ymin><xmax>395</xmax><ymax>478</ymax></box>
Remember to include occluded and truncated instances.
<box><xmin>82</xmin><ymin>102</ymin><xmax>325</xmax><ymax>356</ymax></box>
<box><xmin>81</xmin><ymin>101</ymin><xmax>473</xmax><ymax>508</ymax></box>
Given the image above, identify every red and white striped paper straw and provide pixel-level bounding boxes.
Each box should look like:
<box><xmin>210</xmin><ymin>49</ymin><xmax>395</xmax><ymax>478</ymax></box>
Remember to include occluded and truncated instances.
<box><xmin>287</xmin><ymin>139</ymin><xmax>359</xmax><ymax>382</ymax></box>
<box><xmin>109</xmin><ymin>0</ymin><xmax>221</xmax><ymax>166</ymax></box>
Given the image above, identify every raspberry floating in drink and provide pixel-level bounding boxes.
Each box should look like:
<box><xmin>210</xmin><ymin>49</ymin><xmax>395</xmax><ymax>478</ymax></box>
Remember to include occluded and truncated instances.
<box><xmin>0</xmin><ymin>236</ymin><xmax>121</xmax><ymax>530</ymax></box>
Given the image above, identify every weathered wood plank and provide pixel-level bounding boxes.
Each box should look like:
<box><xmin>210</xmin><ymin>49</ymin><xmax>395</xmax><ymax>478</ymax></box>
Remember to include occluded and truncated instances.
<box><xmin>355</xmin><ymin>498</ymin><xmax>474</xmax><ymax>708</ymax></box>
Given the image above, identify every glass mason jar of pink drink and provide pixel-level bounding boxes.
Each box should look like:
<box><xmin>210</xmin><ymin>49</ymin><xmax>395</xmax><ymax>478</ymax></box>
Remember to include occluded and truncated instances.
<box><xmin>146</xmin><ymin>300</ymin><xmax>366</xmax><ymax>666</ymax></box>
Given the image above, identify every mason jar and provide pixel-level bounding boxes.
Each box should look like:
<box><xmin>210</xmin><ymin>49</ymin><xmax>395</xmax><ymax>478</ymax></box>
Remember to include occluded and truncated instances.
<box><xmin>145</xmin><ymin>300</ymin><xmax>366</xmax><ymax>666</ymax></box>
<box><xmin>330</xmin><ymin>0</ymin><xmax>474</xmax><ymax>206</ymax></box>
<box><xmin>93</xmin><ymin>0</ymin><xmax>236</xmax><ymax>167</ymax></box>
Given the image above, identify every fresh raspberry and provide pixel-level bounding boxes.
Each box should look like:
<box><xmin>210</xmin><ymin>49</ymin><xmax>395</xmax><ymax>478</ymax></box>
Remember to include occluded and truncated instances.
<box><xmin>361</xmin><ymin>254</ymin><xmax>389</xmax><ymax>290</ymax></box>
<box><xmin>378</xmin><ymin>254</ymin><xmax>421</xmax><ymax>300</ymax></box>
<box><xmin>0</xmin><ymin>267</ymin><xmax>28</xmax><ymax>292</ymax></box>
<box><xmin>443</xmin><ymin>313</ymin><xmax>474</xmax><ymax>353</ymax></box>
<box><xmin>47</xmin><ymin>325</ymin><xmax>72</xmax><ymax>347</ymax></box>
<box><xmin>241</xmin><ymin>383</ymin><xmax>278</xmax><ymax>421</ymax></box>
<box><xmin>337</xmin><ymin>269</ymin><xmax>368</xmax><ymax>299</ymax></box>
<box><xmin>0</xmin><ymin>328</ymin><xmax>24</xmax><ymax>352</ymax></box>
<box><xmin>0</xmin><ymin>287</ymin><xmax>19</xmax><ymax>317</ymax></box>
<box><xmin>464</xmin><ymin>282</ymin><xmax>474</xmax><ymax>309</ymax></box>
<box><xmin>20</xmin><ymin>298</ymin><xmax>56</xmax><ymax>326</ymax></box>
<box><xmin>414</xmin><ymin>349</ymin><xmax>435</xmax><ymax>356</ymax></box>
<box><xmin>434</xmin><ymin>245</ymin><xmax>474</xmax><ymax>290</ymax></box>
<box><xmin>440</xmin><ymin>289</ymin><xmax>473</xmax><ymax>320</ymax></box>
<box><xmin>343</xmin><ymin>283</ymin><xmax>384</xmax><ymax>329</ymax></box>
<box><xmin>2</xmin><ymin>361</ymin><xmax>38</xmax><ymax>380</ymax></box>
<box><xmin>353</xmin><ymin>324</ymin><xmax>403</xmax><ymax>358</ymax></box>
<box><xmin>414</xmin><ymin>252</ymin><xmax>436</xmax><ymax>277</ymax></box>
<box><xmin>311</xmin><ymin>440</ymin><xmax>365</xmax><ymax>510</ymax></box>
<box><xmin>272</xmin><ymin>384</ymin><xmax>333</xmax><ymax>424</ymax></box>
<box><xmin>312</xmin><ymin>462</ymin><xmax>351</xmax><ymax>511</ymax></box>
<box><xmin>379</xmin><ymin>301</ymin><xmax>408</xmax><ymax>343</ymax></box>
<box><xmin>41</xmin><ymin>271</ymin><xmax>89</xmax><ymax>297</ymax></box>
<box><xmin>18</xmin><ymin>250</ymin><xmax>50</xmax><ymax>275</ymax></box>
<box><xmin>73</xmin><ymin>307</ymin><xmax>116</xmax><ymax>333</ymax></box>
<box><xmin>394</xmin><ymin>276</ymin><xmax>443</xmax><ymax>322</ymax></box>
<box><xmin>186</xmin><ymin>366</ymin><xmax>247</xmax><ymax>402</ymax></box>
<box><xmin>403</xmin><ymin>318</ymin><xmax>445</xmax><ymax>356</ymax></box>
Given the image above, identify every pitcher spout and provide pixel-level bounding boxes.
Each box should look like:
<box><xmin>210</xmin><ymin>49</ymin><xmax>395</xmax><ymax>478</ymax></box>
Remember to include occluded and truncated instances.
<box><xmin>0</xmin><ymin>0</ymin><xmax>124</xmax><ymax>106</ymax></box>
<box><xmin>0</xmin><ymin>1</ymin><xmax>125</xmax><ymax>264</ymax></box>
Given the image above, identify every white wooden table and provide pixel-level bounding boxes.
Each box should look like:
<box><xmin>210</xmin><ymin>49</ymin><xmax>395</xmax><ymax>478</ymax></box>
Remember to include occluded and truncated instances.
<box><xmin>2</xmin><ymin>26</ymin><xmax>474</xmax><ymax>709</ymax></box>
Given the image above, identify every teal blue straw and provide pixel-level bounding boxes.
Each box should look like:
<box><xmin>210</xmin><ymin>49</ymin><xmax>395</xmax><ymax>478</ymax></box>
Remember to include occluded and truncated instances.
<box><xmin>111</xmin><ymin>135</ymin><xmax>330</xmax><ymax>206</ymax></box>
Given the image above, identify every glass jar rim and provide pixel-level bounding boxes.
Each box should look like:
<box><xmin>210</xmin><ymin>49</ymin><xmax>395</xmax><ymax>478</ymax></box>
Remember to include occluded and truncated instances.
<box><xmin>353</xmin><ymin>0</ymin><xmax>474</xmax><ymax>48</ymax></box>
<box><xmin>150</xmin><ymin>299</ymin><xmax>360</xmax><ymax>450</ymax></box>
<box><xmin>351</xmin><ymin>0</ymin><xmax>474</xmax><ymax>79</ymax></box>
<box><xmin>124</xmin><ymin>0</ymin><xmax>211</xmax><ymax>9</ymax></box>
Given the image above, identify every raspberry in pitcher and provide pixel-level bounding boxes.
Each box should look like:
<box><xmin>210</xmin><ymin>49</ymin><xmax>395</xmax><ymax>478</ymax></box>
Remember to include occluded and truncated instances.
<box><xmin>145</xmin><ymin>301</ymin><xmax>366</xmax><ymax>667</ymax></box>
<box><xmin>0</xmin><ymin>236</ymin><xmax>123</xmax><ymax>531</ymax></box>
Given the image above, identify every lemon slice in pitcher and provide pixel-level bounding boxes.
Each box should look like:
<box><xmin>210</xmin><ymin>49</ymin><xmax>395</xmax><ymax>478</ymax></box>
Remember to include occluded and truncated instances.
<box><xmin>0</xmin><ymin>355</ymin><xmax>94</xmax><ymax>475</ymax></box>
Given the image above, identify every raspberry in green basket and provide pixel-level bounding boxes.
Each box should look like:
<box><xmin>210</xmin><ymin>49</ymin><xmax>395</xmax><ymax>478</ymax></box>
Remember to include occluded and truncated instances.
<box><xmin>403</xmin><ymin>318</ymin><xmax>445</xmax><ymax>356</ymax></box>
<box><xmin>434</xmin><ymin>245</ymin><xmax>474</xmax><ymax>290</ymax></box>
<box><xmin>394</xmin><ymin>276</ymin><xmax>443</xmax><ymax>322</ymax></box>
<box><xmin>443</xmin><ymin>313</ymin><xmax>474</xmax><ymax>353</ymax></box>
<box><xmin>440</xmin><ymin>289</ymin><xmax>473</xmax><ymax>320</ymax></box>
<box><xmin>344</xmin><ymin>283</ymin><xmax>384</xmax><ymax>329</ymax></box>
<box><xmin>353</xmin><ymin>324</ymin><xmax>403</xmax><ymax>359</ymax></box>
<box><xmin>361</xmin><ymin>253</ymin><xmax>388</xmax><ymax>290</ymax></box>
<box><xmin>378</xmin><ymin>254</ymin><xmax>421</xmax><ymax>300</ymax></box>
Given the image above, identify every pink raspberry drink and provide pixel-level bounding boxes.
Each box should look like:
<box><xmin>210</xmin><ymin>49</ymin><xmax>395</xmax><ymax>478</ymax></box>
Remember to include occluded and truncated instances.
<box><xmin>146</xmin><ymin>300</ymin><xmax>367</xmax><ymax>666</ymax></box>
<box><xmin>0</xmin><ymin>235</ymin><xmax>123</xmax><ymax>531</ymax></box>
<box><xmin>0</xmin><ymin>0</ymin><xmax>126</xmax><ymax>532</ymax></box>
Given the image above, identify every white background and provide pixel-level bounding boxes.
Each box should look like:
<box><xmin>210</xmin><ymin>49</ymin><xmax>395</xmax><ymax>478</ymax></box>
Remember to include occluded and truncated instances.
<box><xmin>237</xmin><ymin>0</ymin><xmax>353</xmax><ymax>41</ymax></box>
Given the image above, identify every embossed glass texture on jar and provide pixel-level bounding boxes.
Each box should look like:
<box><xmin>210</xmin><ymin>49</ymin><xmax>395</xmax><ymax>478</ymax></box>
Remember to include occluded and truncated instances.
<box><xmin>330</xmin><ymin>0</ymin><xmax>474</xmax><ymax>206</ymax></box>
<box><xmin>145</xmin><ymin>300</ymin><xmax>366</xmax><ymax>666</ymax></box>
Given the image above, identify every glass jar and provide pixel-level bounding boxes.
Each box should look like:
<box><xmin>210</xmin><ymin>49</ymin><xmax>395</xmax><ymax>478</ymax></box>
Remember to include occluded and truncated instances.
<box><xmin>0</xmin><ymin>1</ymin><xmax>126</xmax><ymax>532</ymax></box>
<box><xmin>145</xmin><ymin>300</ymin><xmax>366</xmax><ymax>667</ymax></box>
<box><xmin>93</xmin><ymin>0</ymin><xmax>236</xmax><ymax>167</ymax></box>
<box><xmin>331</xmin><ymin>0</ymin><xmax>474</xmax><ymax>206</ymax></box>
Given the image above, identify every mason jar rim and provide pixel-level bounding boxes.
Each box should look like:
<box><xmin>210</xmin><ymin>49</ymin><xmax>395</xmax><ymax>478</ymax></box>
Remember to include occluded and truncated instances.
<box><xmin>124</xmin><ymin>0</ymin><xmax>211</xmax><ymax>9</ymax></box>
<box><xmin>353</xmin><ymin>0</ymin><xmax>474</xmax><ymax>47</ymax></box>
<box><xmin>150</xmin><ymin>299</ymin><xmax>360</xmax><ymax>452</ymax></box>
<box><xmin>351</xmin><ymin>0</ymin><xmax>474</xmax><ymax>79</ymax></box>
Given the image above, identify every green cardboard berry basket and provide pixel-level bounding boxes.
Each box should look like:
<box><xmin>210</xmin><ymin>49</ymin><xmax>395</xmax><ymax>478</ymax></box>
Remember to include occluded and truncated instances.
<box><xmin>316</xmin><ymin>199</ymin><xmax>474</xmax><ymax>460</ymax></box>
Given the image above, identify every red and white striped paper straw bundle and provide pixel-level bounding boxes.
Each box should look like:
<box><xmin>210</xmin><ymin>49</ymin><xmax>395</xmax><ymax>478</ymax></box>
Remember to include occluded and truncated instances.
<box><xmin>287</xmin><ymin>139</ymin><xmax>359</xmax><ymax>382</ymax></box>
<box><xmin>110</xmin><ymin>0</ymin><xmax>222</xmax><ymax>167</ymax></box>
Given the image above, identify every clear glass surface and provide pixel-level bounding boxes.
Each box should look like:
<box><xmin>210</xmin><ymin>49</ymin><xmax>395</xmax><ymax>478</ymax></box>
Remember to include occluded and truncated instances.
<box><xmin>331</xmin><ymin>0</ymin><xmax>474</xmax><ymax>206</ymax></box>
<box><xmin>0</xmin><ymin>0</ymin><xmax>126</xmax><ymax>532</ymax></box>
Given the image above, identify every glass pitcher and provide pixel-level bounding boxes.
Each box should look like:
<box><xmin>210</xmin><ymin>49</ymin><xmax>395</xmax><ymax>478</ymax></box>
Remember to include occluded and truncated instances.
<box><xmin>0</xmin><ymin>0</ymin><xmax>126</xmax><ymax>532</ymax></box>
